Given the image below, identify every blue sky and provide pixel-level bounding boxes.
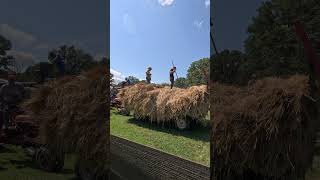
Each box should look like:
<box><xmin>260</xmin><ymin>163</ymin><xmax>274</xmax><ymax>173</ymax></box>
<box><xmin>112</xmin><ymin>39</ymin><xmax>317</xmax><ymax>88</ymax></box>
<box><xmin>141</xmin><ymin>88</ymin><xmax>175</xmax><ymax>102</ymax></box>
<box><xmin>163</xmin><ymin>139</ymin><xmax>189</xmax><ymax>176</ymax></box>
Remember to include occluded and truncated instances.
<box><xmin>0</xmin><ymin>0</ymin><xmax>108</xmax><ymax>71</ymax></box>
<box><xmin>213</xmin><ymin>0</ymin><xmax>266</xmax><ymax>52</ymax></box>
<box><xmin>111</xmin><ymin>0</ymin><xmax>210</xmax><ymax>83</ymax></box>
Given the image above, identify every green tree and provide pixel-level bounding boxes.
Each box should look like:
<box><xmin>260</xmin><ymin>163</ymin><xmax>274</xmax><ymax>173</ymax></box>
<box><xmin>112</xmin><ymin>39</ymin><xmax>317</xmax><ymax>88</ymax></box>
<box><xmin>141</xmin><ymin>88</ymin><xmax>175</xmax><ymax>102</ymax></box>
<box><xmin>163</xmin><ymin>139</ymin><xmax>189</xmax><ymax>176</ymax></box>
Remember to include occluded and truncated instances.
<box><xmin>175</xmin><ymin>77</ymin><xmax>189</xmax><ymax>88</ymax></box>
<box><xmin>160</xmin><ymin>83</ymin><xmax>170</xmax><ymax>87</ymax></box>
<box><xmin>0</xmin><ymin>35</ymin><xmax>14</xmax><ymax>70</ymax></box>
<box><xmin>187</xmin><ymin>58</ymin><xmax>209</xmax><ymax>86</ymax></box>
<box><xmin>211</xmin><ymin>50</ymin><xmax>247</xmax><ymax>84</ymax></box>
<box><xmin>0</xmin><ymin>35</ymin><xmax>11</xmax><ymax>56</ymax></box>
<box><xmin>244</xmin><ymin>0</ymin><xmax>320</xmax><ymax>78</ymax></box>
<box><xmin>126</xmin><ymin>76</ymin><xmax>140</xmax><ymax>84</ymax></box>
<box><xmin>48</xmin><ymin>45</ymin><xmax>97</xmax><ymax>75</ymax></box>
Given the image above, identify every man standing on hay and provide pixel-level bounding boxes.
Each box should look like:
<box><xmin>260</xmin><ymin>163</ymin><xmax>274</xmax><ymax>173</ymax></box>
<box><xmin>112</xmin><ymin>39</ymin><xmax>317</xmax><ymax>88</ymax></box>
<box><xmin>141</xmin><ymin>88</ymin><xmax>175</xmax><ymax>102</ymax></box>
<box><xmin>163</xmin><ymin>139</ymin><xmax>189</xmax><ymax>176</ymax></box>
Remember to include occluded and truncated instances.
<box><xmin>146</xmin><ymin>67</ymin><xmax>152</xmax><ymax>84</ymax></box>
<box><xmin>0</xmin><ymin>70</ymin><xmax>25</xmax><ymax>130</ymax></box>
<box><xmin>169</xmin><ymin>66</ymin><xmax>176</xmax><ymax>89</ymax></box>
<box><xmin>48</xmin><ymin>51</ymin><xmax>65</xmax><ymax>77</ymax></box>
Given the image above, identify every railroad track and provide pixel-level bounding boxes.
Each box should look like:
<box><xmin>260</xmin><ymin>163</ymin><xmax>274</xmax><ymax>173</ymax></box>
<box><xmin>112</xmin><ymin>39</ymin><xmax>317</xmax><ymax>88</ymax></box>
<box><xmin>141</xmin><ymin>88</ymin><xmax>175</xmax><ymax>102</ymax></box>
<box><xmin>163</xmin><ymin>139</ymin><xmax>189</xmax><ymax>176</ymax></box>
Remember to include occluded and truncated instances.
<box><xmin>110</xmin><ymin>135</ymin><xmax>210</xmax><ymax>180</ymax></box>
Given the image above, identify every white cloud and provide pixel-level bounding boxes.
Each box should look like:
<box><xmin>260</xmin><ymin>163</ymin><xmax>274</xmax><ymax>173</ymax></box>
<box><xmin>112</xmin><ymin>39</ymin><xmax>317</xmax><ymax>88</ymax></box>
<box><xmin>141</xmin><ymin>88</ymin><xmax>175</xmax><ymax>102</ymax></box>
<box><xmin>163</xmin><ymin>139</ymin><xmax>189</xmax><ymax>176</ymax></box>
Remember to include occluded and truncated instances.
<box><xmin>0</xmin><ymin>24</ymin><xmax>50</xmax><ymax>52</ymax></box>
<box><xmin>111</xmin><ymin>68</ymin><xmax>126</xmax><ymax>83</ymax></box>
<box><xmin>7</xmin><ymin>50</ymin><xmax>36</xmax><ymax>72</ymax></box>
<box><xmin>158</xmin><ymin>0</ymin><xmax>174</xmax><ymax>7</ymax></box>
<box><xmin>205</xmin><ymin>0</ymin><xmax>210</xmax><ymax>8</ymax></box>
<box><xmin>0</xmin><ymin>24</ymin><xmax>37</xmax><ymax>47</ymax></box>
<box><xmin>33</xmin><ymin>43</ymin><xmax>50</xmax><ymax>50</ymax></box>
<box><xmin>194</xmin><ymin>20</ymin><xmax>204</xmax><ymax>29</ymax></box>
<box><xmin>123</xmin><ymin>13</ymin><xmax>136</xmax><ymax>35</ymax></box>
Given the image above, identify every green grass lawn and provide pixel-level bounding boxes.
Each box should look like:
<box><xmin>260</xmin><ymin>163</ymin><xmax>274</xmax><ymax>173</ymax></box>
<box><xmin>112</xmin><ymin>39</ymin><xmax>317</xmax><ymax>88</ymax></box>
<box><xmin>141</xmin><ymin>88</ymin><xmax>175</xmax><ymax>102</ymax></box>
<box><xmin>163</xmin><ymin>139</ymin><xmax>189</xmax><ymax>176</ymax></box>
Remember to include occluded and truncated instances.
<box><xmin>110</xmin><ymin>109</ymin><xmax>210</xmax><ymax>166</ymax></box>
<box><xmin>0</xmin><ymin>145</ymin><xmax>77</xmax><ymax>180</ymax></box>
<box><xmin>306</xmin><ymin>156</ymin><xmax>320</xmax><ymax>180</ymax></box>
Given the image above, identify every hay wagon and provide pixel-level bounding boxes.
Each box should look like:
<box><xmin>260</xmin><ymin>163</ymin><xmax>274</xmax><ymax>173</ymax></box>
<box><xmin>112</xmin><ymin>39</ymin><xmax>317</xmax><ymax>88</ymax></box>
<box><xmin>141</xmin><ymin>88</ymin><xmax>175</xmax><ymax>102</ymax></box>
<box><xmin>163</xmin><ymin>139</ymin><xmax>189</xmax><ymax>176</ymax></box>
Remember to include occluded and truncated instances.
<box><xmin>210</xmin><ymin>20</ymin><xmax>320</xmax><ymax>180</ymax></box>
<box><xmin>118</xmin><ymin>83</ymin><xmax>209</xmax><ymax>130</ymax></box>
<box><xmin>0</xmin><ymin>101</ymin><xmax>65</xmax><ymax>173</ymax></box>
<box><xmin>111</xmin><ymin>86</ymin><xmax>130</xmax><ymax>116</ymax></box>
<box><xmin>0</xmin><ymin>104</ymin><xmax>107</xmax><ymax>180</ymax></box>
<box><xmin>21</xmin><ymin>66</ymin><xmax>110</xmax><ymax>180</ymax></box>
<box><xmin>1</xmin><ymin>64</ymin><xmax>110</xmax><ymax>180</ymax></box>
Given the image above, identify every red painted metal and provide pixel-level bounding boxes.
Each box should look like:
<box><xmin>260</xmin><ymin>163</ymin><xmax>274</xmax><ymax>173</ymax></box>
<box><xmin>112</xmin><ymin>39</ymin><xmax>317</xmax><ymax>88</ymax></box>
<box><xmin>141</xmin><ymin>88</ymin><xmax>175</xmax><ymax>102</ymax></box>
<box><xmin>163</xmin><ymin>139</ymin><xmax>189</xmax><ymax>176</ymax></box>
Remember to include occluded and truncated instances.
<box><xmin>294</xmin><ymin>20</ymin><xmax>320</xmax><ymax>79</ymax></box>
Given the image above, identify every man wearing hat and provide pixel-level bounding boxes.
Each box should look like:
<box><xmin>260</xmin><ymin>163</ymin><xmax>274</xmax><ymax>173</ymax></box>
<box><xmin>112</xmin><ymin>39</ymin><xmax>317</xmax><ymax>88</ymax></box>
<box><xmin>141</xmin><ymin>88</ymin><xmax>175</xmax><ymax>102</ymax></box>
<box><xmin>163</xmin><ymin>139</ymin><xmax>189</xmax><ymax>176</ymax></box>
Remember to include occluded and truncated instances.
<box><xmin>49</xmin><ymin>51</ymin><xmax>65</xmax><ymax>77</ymax></box>
<box><xmin>169</xmin><ymin>66</ymin><xmax>176</xmax><ymax>89</ymax></box>
<box><xmin>146</xmin><ymin>67</ymin><xmax>152</xmax><ymax>84</ymax></box>
<box><xmin>0</xmin><ymin>70</ymin><xmax>25</xmax><ymax>130</ymax></box>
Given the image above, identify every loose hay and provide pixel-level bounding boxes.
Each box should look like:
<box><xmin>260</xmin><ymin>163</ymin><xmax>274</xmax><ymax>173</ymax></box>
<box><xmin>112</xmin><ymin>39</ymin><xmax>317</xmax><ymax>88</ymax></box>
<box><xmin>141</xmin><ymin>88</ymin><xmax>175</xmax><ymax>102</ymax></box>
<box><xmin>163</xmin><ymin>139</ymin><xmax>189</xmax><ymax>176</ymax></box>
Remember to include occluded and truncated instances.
<box><xmin>23</xmin><ymin>65</ymin><xmax>110</xmax><ymax>172</ymax></box>
<box><xmin>211</xmin><ymin>75</ymin><xmax>319</xmax><ymax>180</ymax></box>
<box><xmin>118</xmin><ymin>84</ymin><xmax>209</xmax><ymax>125</ymax></box>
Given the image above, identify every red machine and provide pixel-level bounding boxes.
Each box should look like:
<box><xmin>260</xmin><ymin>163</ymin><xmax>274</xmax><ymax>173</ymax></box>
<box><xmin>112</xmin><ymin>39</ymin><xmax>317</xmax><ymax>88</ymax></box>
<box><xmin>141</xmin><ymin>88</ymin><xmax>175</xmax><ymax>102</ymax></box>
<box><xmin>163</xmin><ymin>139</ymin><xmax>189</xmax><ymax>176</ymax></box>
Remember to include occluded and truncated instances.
<box><xmin>0</xmin><ymin>106</ymin><xmax>65</xmax><ymax>172</ymax></box>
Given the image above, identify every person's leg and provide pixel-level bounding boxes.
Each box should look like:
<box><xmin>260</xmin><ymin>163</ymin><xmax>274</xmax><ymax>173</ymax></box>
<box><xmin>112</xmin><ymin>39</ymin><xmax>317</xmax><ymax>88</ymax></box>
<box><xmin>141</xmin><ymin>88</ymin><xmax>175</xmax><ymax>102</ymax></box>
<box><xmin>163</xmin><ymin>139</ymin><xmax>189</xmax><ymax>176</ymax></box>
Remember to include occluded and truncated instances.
<box><xmin>2</xmin><ymin>110</ymin><xmax>8</xmax><ymax>130</ymax></box>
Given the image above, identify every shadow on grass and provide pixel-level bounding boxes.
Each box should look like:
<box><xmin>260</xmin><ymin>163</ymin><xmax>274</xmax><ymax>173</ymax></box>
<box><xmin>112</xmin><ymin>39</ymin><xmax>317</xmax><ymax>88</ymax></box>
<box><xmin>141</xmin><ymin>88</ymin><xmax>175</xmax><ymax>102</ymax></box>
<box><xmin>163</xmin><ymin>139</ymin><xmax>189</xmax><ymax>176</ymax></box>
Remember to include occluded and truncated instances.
<box><xmin>127</xmin><ymin>118</ymin><xmax>210</xmax><ymax>142</ymax></box>
<box><xmin>9</xmin><ymin>159</ymin><xmax>74</xmax><ymax>174</ymax></box>
<box><xmin>9</xmin><ymin>159</ymin><xmax>40</xmax><ymax>170</ymax></box>
<box><xmin>0</xmin><ymin>166</ymin><xmax>8</xmax><ymax>171</ymax></box>
<box><xmin>68</xmin><ymin>178</ymin><xmax>80</xmax><ymax>180</ymax></box>
<box><xmin>0</xmin><ymin>145</ymin><xmax>16</xmax><ymax>154</ymax></box>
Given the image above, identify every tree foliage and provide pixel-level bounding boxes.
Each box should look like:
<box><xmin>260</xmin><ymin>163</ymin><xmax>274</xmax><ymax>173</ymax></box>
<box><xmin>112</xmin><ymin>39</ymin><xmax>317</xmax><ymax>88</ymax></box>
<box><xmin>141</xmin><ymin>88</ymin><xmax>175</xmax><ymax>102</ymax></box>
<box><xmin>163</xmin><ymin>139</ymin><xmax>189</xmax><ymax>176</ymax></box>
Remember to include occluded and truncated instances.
<box><xmin>211</xmin><ymin>50</ymin><xmax>246</xmax><ymax>84</ymax></box>
<box><xmin>0</xmin><ymin>35</ymin><xmax>14</xmax><ymax>70</ymax></box>
<box><xmin>126</xmin><ymin>76</ymin><xmax>140</xmax><ymax>84</ymax></box>
<box><xmin>175</xmin><ymin>77</ymin><xmax>189</xmax><ymax>88</ymax></box>
<box><xmin>48</xmin><ymin>45</ymin><xmax>97</xmax><ymax>75</ymax></box>
<box><xmin>210</xmin><ymin>0</ymin><xmax>320</xmax><ymax>85</ymax></box>
<box><xmin>160</xmin><ymin>83</ymin><xmax>170</xmax><ymax>87</ymax></box>
<box><xmin>244</xmin><ymin>0</ymin><xmax>320</xmax><ymax>78</ymax></box>
<box><xmin>187</xmin><ymin>58</ymin><xmax>209</xmax><ymax>86</ymax></box>
<box><xmin>0</xmin><ymin>35</ymin><xmax>11</xmax><ymax>56</ymax></box>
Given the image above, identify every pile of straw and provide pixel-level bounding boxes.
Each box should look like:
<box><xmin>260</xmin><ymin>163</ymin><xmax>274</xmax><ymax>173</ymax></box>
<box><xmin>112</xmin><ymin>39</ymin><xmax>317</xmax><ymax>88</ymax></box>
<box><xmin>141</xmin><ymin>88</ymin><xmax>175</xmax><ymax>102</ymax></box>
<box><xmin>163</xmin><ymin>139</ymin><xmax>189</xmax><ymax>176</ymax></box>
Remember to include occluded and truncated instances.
<box><xmin>211</xmin><ymin>75</ymin><xmax>319</xmax><ymax>179</ymax></box>
<box><xmin>118</xmin><ymin>83</ymin><xmax>209</xmax><ymax>125</ymax></box>
<box><xmin>23</xmin><ymin>65</ymin><xmax>110</xmax><ymax>172</ymax></box>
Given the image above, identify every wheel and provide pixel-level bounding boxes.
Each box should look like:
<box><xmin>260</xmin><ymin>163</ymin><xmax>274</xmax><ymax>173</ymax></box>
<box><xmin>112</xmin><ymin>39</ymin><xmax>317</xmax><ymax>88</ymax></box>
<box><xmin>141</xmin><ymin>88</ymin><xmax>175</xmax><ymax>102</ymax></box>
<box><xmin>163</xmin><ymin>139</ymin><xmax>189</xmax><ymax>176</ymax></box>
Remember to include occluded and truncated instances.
<box><xmin>175</xmin><ymin>119</ymin><xmax>190</xmax><ymax>130</ymax></box>
<box><xmin>133</xmin><ymin>113</ymin><xmax>139</xmax><ymax>119</ymax></box>
<box><xmin>35</xmin><ymin>147</ymin><xmax>65</xmax><ymax>172</ymax></box>
<box><xmin>54</xmin><ymin>151</ymin><xmax>65</xmax><ymax>172</ymax></box>
<box><xmin>118</xmin><ymin>108</ymin><xmax>129</xmax><ymax>116</ymax></box>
